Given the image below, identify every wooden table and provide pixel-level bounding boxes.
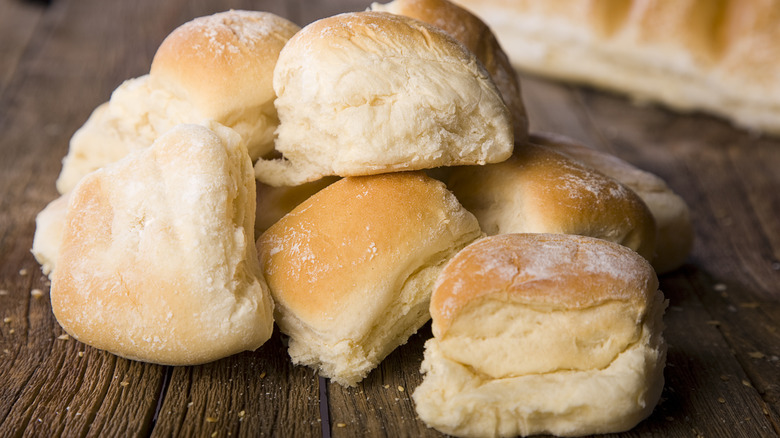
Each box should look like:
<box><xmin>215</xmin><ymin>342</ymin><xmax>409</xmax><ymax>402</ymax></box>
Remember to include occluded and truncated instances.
<box><xmin>1</xmin><ymin>0</ymin><xmax>778</xmax><ymax>436</ymax></box>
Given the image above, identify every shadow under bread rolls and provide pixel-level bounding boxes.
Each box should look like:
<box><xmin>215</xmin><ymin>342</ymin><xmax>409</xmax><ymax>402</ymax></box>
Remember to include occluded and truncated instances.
<box><xmin>256</xmin><ymin>172</ymin><xmax>482</xmax><ymax>386</ymax></box>
<box><xmin>530</xmin><ymin>131</ymin><xmax>693</xmax><ymax>274</ymax></box>
<box><xmin>370</xmin><ymin>0</ymin><xmax>529</xmax><ymax>142</ymax></box>
<box><xmin>446</xmin><ymin>142</ymin><xmax>657</xmax><ymax>261</ymax></box>
<box><xmin>56</xmin><ymin>10</ymin><xmax>300</xmax><ymax>194</ymax></box>
<box><xmin>51</xmin><ymin>123</ymin><xmax>274</xmax><ymax>366</ymax></box>
<box><xmin>413</xmin><ymin>233</ymin><xmax>667</xmax><ymax>437</ymax></box>
<box><xmin>254</xmin><ymin>11</ymin><xmax>514</xmax><ymax>187</ymax></box>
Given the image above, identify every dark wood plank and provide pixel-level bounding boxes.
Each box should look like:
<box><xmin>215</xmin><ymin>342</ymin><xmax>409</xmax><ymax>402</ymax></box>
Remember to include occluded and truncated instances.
<box><xmin>327</xmin><ymin>325</ymin><xmax>437</xmax><ymax>438</ymax></box>
<box><xmin>574</xmin><ymin>87</ymin><xmax>780</xmax><ymax>427</ymax></box>
<box><xmin>151</xmin><ymin>333</ymin><xmax>321</xmax><ymax>438</ymax></box>
<box><xmin>0</xmin><ymin>0</ymin><xmax>45</xmax><ymax>96</ymax></box>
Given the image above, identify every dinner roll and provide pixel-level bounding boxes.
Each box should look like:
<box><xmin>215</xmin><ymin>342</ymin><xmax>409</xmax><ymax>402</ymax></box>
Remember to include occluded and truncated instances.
<box><xmin>254</xmin><ymin>176</ymin><xmax>339</xmax><ymax>236</ymax></box>
<box><xmin>51</xmin><ymin>123</ymin><xmax>274</xmax><ymax>365</ymax></box>
<box><xmin>254</xmin><ymin>11</ymin><xmax>513</xmax><ymax>187</ymax></box>
<box><xmin>32</xmin><ymin>193</ymin><xmax>71</xmax><ymax>278</ymax></box>
<box><xmin>56</xmin><ymin>10</ymin><xmax>300</xmax><ymax>193</ymax></box>
<box><xmin>414</xmin><ymin>233</ymin><xmax>667</xmax><ymax>437</ymax></box>
<box><xmin>370</xmin><ymin>0</ymin><xmax>528</xmax><ymax>141</ymax></box>
<box><xmin>446</xmin><ymin>142</ymin><xmax>657</xmax><ymax>261</ymax></box>
<box><xmin>530</xmin><ymin>132</ymin><xmax>693</xmax><ymax>273</ymax></box>
<box><xmin>256</xmin><ymin>172</ymin><xmax>482</xmax><ymax>386</ymax></box>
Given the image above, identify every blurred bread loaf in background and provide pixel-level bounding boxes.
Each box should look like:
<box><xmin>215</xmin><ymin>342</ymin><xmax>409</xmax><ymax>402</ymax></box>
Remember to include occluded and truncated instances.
<box><xmin>453</xmin><ymin>0</ymin><xmax>780</xmax><ymax>135</ymax></box>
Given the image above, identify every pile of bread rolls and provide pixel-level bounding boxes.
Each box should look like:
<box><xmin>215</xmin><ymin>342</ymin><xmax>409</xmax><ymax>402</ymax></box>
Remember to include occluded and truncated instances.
<box><xmin>33</xmin><ymin>1</ymin><xmax>694</xmax><ymax>436</ymax></box>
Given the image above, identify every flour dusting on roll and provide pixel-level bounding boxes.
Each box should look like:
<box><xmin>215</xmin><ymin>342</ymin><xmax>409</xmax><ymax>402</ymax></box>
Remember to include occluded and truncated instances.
<box><xmin>446</xmin><ymin>142</ymin><xmax>657</xmax><ymax>261</ymax></box>
<box><xmin>255</xmin><ymin>11</ymin><xmax>513</xmax><ymax>187</ymax></box>
<box><xmin>56</xmin><ymin>10</ymin><xmax>299</xmax><ymax>193</ymax></box>
<box><xmin>51</xmin><ymin>123</ymin><xmax>274</xmax><ymax>366</ymax></box>
<box><xmin>413</xmin><ymin>233</ymin><xmax>667</xmax><ymax>437</ymax></box>
<box><xmin>530</xmin><ymin>131</ymin><xmax>693</xmax><ymax>273</ymax></box>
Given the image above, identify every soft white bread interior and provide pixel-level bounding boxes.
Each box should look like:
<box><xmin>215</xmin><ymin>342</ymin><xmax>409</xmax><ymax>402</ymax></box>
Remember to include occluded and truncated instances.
<box><xmin>32</xmin><ymin>193</ymin><xmax>71</xmax><ymax>278</ymax></box>
<box><xmin>370</xmin><ymin>0</ymin><xmax>528</xmax><ymax>142</ymax></box>
<box><xmin>452</xmin><ymin>0</ymin><xmax>780</xmax><ymax>135</ymax></box>
<box><xmin>446</xmin><ymin>142</ymin><xmax>657</xmax><ymax>261</ymax></box>
<box><xmin>256</xmin><ymin>172</ymin><xmax>482</xmax><ymax>386</ymax></box>
<box><xmin>531</xmin><ymin>132</ymin><xmax>693</xmax><ymax>273</ymax></box>
<box><xmin>254</xmin><ymin>11</ymin><xmax>513</xmax><ymax>187</ymax></box>
<box><xmin>51</xmin><ymin>123</ymin><xmax>274</xmax><ymax>366</ymax></box>
<box><xmin>414</xmin><ymin>233</ymin><xmax>667</xmax><ymax>437</ymax></box>
<box><xmin>56</xmin><ymin>10</ymin><xmax>300</xmax><ymax>193</ymax></box>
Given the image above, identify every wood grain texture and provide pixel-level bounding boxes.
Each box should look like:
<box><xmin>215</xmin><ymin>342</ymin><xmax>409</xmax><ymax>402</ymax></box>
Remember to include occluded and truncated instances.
<box><xmin>1</xmin><ymin>0</ymin><xmax>779</xmax><ymax>437</ymax></box>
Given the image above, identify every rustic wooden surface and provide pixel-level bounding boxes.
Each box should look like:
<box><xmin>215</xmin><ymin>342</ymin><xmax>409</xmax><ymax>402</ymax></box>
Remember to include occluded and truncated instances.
<box><xmin>1</xmin><ymin>0</ymin><xmax>779</xmax><ymax>436</ymax></box>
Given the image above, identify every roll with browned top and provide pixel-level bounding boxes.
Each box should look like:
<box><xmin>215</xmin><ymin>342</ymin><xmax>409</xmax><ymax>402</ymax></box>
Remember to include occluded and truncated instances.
<box><xmin>414</xmin><ymin>233</ymin><xmax>667</xmax><ymax>437</ymax></box>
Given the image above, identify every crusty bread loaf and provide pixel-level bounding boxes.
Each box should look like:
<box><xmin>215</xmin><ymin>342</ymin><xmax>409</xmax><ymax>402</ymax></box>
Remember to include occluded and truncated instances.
<box><xmin>370</xmin><ymin>0</ymin><xmax>528</xmax><ymax>141</ymax></box>
<box><xmin>446</xmin><ymin>142</ymin><xmax>657</xmax><ymax>261</ymax></box>
<box><xmin>56</xmin><ymin>10</ymin><xmax>300</xmax><ymax>193</ymax></box>
<box><xmin>256</xmin><ymin>172</ymin><xmax>482</xmax><ymax>386</ymax></box>
<box><xmin>531</xmin><ymin>132</ymin><xmax>693</xmax><ymax>273</ymax></box>
<box><xmin>452</xmin><ymin>0</ymin><xmax>780</xmax><ymax>135</ymax></box>
<box><xmin>414</xmin><ymin>233</ymin><xmax>667</xmax><ymax>437</ymax></box>
<box><xmin>254</xmin><ymin>11</ymin><xmax>514</xmax><ymax>187</ymax></box>
<box><xmin>31</xmin><ymin>193</ymin><xmax>70</xmax><ymax>278</ymax></box>
<box><xmin>51</xmin><ymin>123</ymin><xmax>274</xmax><ymax>365</ymax></box>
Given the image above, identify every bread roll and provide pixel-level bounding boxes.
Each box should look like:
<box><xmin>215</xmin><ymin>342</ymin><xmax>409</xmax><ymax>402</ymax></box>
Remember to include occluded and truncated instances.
<box><xmin>254</xmin><ymin>176</ymin><xmax>339</xmax><ymax>236</ymax></box>
<box><xmin>51</xmin><ymin>123</ymin><xmax>274</xmax><ymax>365</ymax></box>
<box><xmin>446</xmin><ymin>142</ymin><xmax>657</xmax><ymax>261</ymax></box>
<box><xmin>256</xmin><ymin>172</ymin><xmax>482</xmax><ymax>386</ymax></box>
<box><xmin>32</xmin><ymin>193</ymin><xmax>71</xmax><ymax>278</ymax></box>
<box><xmin>452</xmin><ymin>0</ymin><xmax>780</xmax><ymax>135</ymax></box>
<box><xmin>370</xmin><ymin>0</ymin><xmax>528</xmax><ymax>141</ymax></box>
<box><xmin>254</xmin><ymin>11</ymin><xmax>513</xmax><ymax>187</ymax></box>
<box><xmin>530</xmin><ymin>132</ymin><xmax>693</xmax><ymax>273</ymax></box>
<box><xmin>56</xmin><ymin>10</ymin><xmax>300</xmax><ymax>193</ymax></box>
<box><xmin>414</xmin><ymin>233</ymin><xmax>667</xmax><ymax>437</ymax></box>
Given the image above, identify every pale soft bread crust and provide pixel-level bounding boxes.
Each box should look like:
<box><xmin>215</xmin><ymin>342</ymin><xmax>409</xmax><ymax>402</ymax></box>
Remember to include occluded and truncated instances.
<box><xmin>32</xmin><ymin>193</ymin><xmax>71</xmax><ymax>278</ymax></box>
<box><xmin>370</xmin><ymin>0</ymin><xmax>528</xmax><ymax>141</ymax></box>
<box><xmin>255</xmin><ymin>11</ymin><xmax>513</xmax><ymax>187</ymax></box>
<box><xmin>453</xmin><ymin>0</ymin><xmax>780</xmax><ymax>135</ymax></box>
<box><xmin>56</xmin><ymin>10</ymin><xmax>299</xmax><ymax>193</ymax></box>
<box><xmin>530</xmin><ymin>132</ymin><xmax>693</xmax><ymax>273</ymax></box>
<box><xmin>415</xmin><ymin>233</ymin><xmax>666</xmax><ymax>437</ymax></box>
<box><xmin>51</xmin><ymin>124</ymin><xmax>274</xmax><ymax>366</ymax></box>
<box><xmin>256</xmin><ymin>172</ymin><xmax>482</xmax><ymax>386</ymax></box>
<box><xmin>446</xmin><ymin>142</ymin><xmax>657</xmax><ymax>261</ymax></box>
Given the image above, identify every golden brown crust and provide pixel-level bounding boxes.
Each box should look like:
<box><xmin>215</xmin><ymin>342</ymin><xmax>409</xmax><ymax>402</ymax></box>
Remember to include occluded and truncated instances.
<box><xmin>430</xmin><ymin>233</ymin><xmax>658</xmax><ymax>338</ymax></box>
<box><xmin>446</xmin><ymin>142</ymin><xmax>657</xmax><ymax>261</ymax></box>
<box><xmin>530</xmin><ymin>131</ymin><xmax>694</xmax><ymax>273</ymax></box>
<box><xmin>150</xmin><ymin>10</ymin><xmax>300</xmax><ymax>121</ymax></box>
<box><xmin>257</xmin><ymin>171</ymin><xmax>481</xmax><ymax>333</ymax></box>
